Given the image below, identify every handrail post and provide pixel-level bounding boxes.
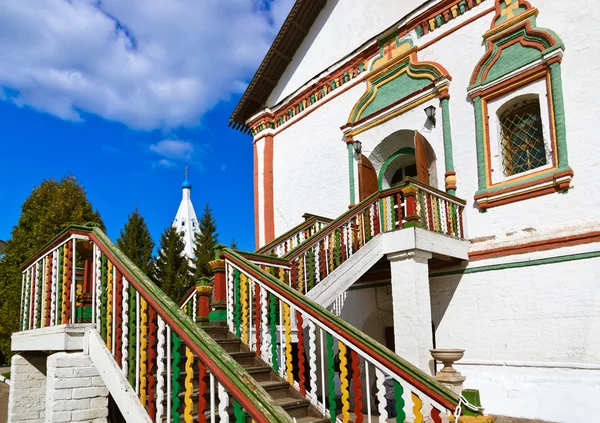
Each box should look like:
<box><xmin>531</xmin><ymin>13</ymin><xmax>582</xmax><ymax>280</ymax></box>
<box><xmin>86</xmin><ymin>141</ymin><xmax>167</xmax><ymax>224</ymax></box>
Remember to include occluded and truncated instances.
<box><xmin>401</xmin><ymin>184</ymin><xmax>422</xmax><ymax>228</ymax></box>
<box><xmin>196</xmin><ymin>278</ymin><xmax>213</xmax><ymax>326</ymax></box>
<box><xmin>209</xmin><ymin>259</ymin><xmax>227</xmax><ymax>325</ymax></box>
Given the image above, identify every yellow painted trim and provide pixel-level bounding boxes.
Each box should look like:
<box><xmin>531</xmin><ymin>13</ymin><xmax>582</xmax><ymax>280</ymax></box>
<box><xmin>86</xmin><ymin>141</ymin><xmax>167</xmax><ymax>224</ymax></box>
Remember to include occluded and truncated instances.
<box><xmin>347</xmin><ymin>92</ymin><xmax>438</xmax><ymax>137</ymax></box>
<box><xmin>483</xmin><ymin>8</ymin><xmax>539</xmax><ymax>39</ymax></box>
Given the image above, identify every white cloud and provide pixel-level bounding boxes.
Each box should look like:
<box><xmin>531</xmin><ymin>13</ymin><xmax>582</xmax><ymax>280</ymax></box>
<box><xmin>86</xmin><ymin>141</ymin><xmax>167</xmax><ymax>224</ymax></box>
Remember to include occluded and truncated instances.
<box><xmin>150</xmin><ymin>140</ymin><xmax>194</xmax><ymax>161</ymax></box>
<box><xmin>0</xmin><ymin>0</ymin><xmax>294</xmax><ymax>130</ymax></box>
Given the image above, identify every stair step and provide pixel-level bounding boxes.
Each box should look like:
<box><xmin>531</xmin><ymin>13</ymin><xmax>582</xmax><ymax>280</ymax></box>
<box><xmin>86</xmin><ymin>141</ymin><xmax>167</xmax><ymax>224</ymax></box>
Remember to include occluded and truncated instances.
<box><xmin>230</xmin><ymin>351</ymin><xmax>261</xmax><ymax>367</ymax></box>
<box><xmin>274</xmin><ymin>397</ymin><xmax>312</xmax><ymax>418</ymax></box>
<box><xmin>294</xmin><ymin>417</ymin><xmax>330</xmax><ymax>423</ymax></box>
<box><xmin>244</xmin><ymin>365</ymin><xmax>279</xmax><ymax>382</ymax></box>
<box><xmin>258</xmin><ymin>380</ymin><xmax>296</xmax><ymax>399</ymax></box>
<box><xmin>214</xmin><ymin>338</ymin><xmax>244</xmax><ymax>352</ymax></box>
<box><xmin>201</xmin><ymin>326</ymin><xmax>231</xmax><ymax>340</ymax></box>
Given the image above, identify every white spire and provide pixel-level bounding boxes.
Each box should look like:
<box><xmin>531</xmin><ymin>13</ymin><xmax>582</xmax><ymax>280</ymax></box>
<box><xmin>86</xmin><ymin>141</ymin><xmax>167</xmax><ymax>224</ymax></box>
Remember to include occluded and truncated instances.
<box><xmin>173</xmin><ymin>166</ymin><xmax>198</xmax><ymax>259</ymax></box>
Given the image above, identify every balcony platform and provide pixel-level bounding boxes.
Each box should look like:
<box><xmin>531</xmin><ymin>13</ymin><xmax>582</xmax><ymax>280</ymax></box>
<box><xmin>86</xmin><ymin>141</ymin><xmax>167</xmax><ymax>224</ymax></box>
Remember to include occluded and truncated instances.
<box><xmin>12</xmin><ymin>324</ymin><xmax>93</xmax><ymax>352</ymax></box>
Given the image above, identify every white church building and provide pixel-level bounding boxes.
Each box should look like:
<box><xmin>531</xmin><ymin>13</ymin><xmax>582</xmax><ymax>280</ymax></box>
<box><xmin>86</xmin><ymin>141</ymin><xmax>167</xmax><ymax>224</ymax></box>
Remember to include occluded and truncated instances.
<box><xmin>172</xmin><ymin>170</ymin><xmax>199</xmax><ymax>259</ymax></box>
<box><xmin>229</xmin><ymin>0</ymin><xmax>600</xmax><ymax>420</ymax></box>
<box><xmin>8</xmin><ymin>1</ymin><xmax>599</xmax><ymax>422</ymax></box>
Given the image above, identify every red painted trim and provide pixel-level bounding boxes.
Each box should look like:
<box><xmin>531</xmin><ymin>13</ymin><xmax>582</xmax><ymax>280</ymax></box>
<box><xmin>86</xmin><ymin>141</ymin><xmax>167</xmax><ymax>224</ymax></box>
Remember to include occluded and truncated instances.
<box><xmin>222</xmin><ymin>252</ymin><xmax>457</xmax><ymax>412</ymax></box>
<box><xmin>263</xmin><ymin>134</ymin><xmax>275</xmax><ymax>244</ymax></box>
<box><xmin>72</xmin><ymin>231</ymin><xmax>277</xmax><ymax>423</ymax></box>
<box><xmin>490</xmin><ymin>0</ymin><xmax>533</xmax><ymax>30</ymax></box>
<box><xmin>476</xmin><ymin>64</ymin><xmax>546</xmax><ymax>99</ymax></box>
<box><xmin>420</xmin><ymin>7</ymin><xmax>495</xmax><ymax>51</ymax></box>
<box><xmin>469</xmin><ymin>231</ymin><xmax>600</xmax><ymax>261</ymax></box>
<box><xmin>253</xmin><ymin>143</ymin><xmax>260</xmax><ymax>249</ymax></box>
<box><xmin>474</xmin><ymin>169</ymin><xmax>573</xmax><ymax>200</ymax></box>
<box><xmin>470</xmin><ymin>19</ymin><xmax>555</xmax><ymax>86</ymax></box>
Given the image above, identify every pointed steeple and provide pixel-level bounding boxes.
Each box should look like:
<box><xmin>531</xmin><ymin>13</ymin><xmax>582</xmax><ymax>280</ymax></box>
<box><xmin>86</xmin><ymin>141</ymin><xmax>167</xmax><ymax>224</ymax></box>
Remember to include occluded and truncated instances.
<box><xmin>173</xmin><ymin>166</ymin><xmax>198</xmax><ymax>259</ymax></box>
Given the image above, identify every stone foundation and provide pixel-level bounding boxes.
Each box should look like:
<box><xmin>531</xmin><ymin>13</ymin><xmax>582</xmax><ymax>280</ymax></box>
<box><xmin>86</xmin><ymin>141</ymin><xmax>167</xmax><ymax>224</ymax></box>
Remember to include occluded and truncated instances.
<box><xmin>45</xmin><ymin>352</ymin><xmax>109</xmax><ymax>423</ymax></box>
<box><xmin>8</xmin><ymin>352</ymin><xmax>47</xmax><ymax>422</ymax></box>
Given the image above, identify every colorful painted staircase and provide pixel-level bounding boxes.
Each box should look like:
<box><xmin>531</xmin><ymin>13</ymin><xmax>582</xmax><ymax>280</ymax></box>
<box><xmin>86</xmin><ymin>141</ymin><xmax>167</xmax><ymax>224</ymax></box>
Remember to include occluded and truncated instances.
<box><xmin>16</xmin><ymin>179</ymin><xmax>481</xmax><ymax>422</ymax></box>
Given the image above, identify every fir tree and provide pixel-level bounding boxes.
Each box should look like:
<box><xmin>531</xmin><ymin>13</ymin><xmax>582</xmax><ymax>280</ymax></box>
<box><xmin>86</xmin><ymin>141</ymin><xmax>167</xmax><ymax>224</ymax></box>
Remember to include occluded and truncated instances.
<box><xmin>154</xmin><ymin>226</ymin><xmax>191</xmax><ymax>303</ymax></box>
<box><xmin>193</xmin><ymin>202</ymin><xmax>219</xmax><ymax>279</ymax></box>
<box><xmin>117</xmin><ymin>208</ymin><xmax>155</xmax><ymax>275</ymax></box>
<box><xmin>0</xmin><ymin>176</ymin><xmax>103</xmax><ymax>360</ymax></box>
<box><xmin>230</xmin><ymin>237</ymin><xmax>238</xmax><ymax>249</ymax></box>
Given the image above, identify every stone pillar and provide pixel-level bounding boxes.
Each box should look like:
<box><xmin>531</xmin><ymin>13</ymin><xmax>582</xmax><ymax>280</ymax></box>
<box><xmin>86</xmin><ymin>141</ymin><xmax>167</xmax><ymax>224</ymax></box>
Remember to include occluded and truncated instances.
<box><xmin>387</xmin><ymin>249</ymin><xmax>434</xmax><ymax>374</ymax></box>
<box><xmin>8</xmin><ymin>352</ymin><xmax>47</xmax><ymax>422</ymax></box>
<box><xmin>45</xmin><ymin>352</ymin><xmax>109</xmax><ymax>423</ymax></box>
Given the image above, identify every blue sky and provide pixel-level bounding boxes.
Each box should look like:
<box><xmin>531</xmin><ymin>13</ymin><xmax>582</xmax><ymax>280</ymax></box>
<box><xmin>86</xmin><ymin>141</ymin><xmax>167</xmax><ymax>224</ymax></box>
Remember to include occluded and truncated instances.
<box><xmin>0</xmin><ymin>0</ymin><xmax>294</xmax><ymax>251</ymax></box>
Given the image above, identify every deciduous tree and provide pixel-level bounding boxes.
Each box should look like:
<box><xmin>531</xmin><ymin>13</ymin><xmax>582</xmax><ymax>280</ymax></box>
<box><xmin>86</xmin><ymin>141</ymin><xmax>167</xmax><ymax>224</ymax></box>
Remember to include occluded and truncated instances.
<box><xmin>0</xmin><ymin>176</ymin><xmax>103</xmax><ymax>361</ymax></box>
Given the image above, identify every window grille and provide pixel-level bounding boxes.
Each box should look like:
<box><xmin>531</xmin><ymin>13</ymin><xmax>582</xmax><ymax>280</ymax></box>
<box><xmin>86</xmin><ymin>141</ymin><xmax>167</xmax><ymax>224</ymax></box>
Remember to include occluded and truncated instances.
<box><xmin>500</xmin><ymin>99</ymin><xmax>547</xmax><ymax>176</ymax></box>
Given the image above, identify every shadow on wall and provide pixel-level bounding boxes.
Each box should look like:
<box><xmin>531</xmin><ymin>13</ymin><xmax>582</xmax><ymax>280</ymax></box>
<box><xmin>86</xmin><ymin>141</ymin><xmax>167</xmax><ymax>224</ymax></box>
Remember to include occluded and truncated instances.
<box><xmin>266</xmin><ymin>0</ymin><xmax>340</xmax><ymax>104</ymax></box>
<box><xmin>430</xmin><ymin>274</ymin><xmax>463</xmax><ymax>341</ymax></box>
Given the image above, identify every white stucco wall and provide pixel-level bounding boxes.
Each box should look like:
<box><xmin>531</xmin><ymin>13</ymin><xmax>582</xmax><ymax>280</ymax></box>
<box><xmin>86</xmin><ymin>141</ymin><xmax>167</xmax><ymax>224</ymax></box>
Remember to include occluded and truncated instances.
<box><xmin>262</xmin><ymin>3</ymin><xmax>600</xmax><ymax>419</ymax></box>
<box><xmin>271</xmin><ymin>82</ymin><xmax>365</xmax><ymax>235</ymax></box>
<box><xmin>267</xmin><ymin>0</ymin><xmax>600</xmax><ymax>243</ymax></box>
<box><xmin>267</xmin><ymin>0</ymin><xmax>430</xmax><ymax>106</ymax></box>
<box><xmin>430</xmin><ymin>247</ymin><xmax>600</xmax><ymax>421</ymax></box>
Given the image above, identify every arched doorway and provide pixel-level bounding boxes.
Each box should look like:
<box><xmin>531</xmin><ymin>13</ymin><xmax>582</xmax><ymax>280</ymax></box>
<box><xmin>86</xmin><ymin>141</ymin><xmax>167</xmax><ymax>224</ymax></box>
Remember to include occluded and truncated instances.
<box><xmin>357</xmin><ymin>130</ymin><xmax>437</xmax><ymax>200</ymax></box>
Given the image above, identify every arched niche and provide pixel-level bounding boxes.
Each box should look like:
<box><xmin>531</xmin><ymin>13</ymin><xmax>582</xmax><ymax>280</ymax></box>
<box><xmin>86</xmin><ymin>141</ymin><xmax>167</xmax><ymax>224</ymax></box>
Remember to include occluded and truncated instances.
<box><xmin>366</xmin><ymin>129</ymin><xmax>437</xmax><ymax>191</ymax></box>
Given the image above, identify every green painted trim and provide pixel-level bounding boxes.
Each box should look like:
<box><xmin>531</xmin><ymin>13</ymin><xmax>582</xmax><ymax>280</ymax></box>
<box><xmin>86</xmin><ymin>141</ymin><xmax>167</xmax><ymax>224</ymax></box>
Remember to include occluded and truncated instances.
<box><xmin>473</xmin><ymin>96</ymin><xmax>487</xmax><ymax>192</ymax></box>
<box><xmin>549</xmin><ymin>62</ymin><xmax>568</xmax><ymax>168</ymax></box>
<box><xmin>469</xmin><ymin>21</ymin><xmax>564</xmax><ymax>89</ymax></box>
<box><xmin>348</xmin><ymin>143</ymin><xmax>356</xmax><ymax>204</ymax></box>
<box><xmin>431</xmin><ymin>250</ymin><xmax>600</xmax><ymax>278</ymax></box>
<box><xmin>208</xmin><ymin>310</ymin><xmax>227</xmax><ymax>322</ymax></box>
<box><xmin>377</xmin><ymin>147</ymin><xmax>416</xmax><ymax>189</ymax></box>
<box><xmin>29</xmin><ymin>225</ymin><xmax>294</xmax><ymax>423</ymax></box>
<box><xmin>440</xmin><ymin>97</ymin><xmax>455</xmax><ymax>194</ymax></box>
<box><xmin>476</xmin><ymin>165</ymin><xmax>572</xmax><ymax>196</ymax></box>
<box><xmin>221</xmin><ymin>248</ymin><xmax>474</xmax><ymax>415</ymax></box>
<box><xmin>352</xmin><ymin>58</ymin><xmax>438</xmax><ymax>122</ymax></box>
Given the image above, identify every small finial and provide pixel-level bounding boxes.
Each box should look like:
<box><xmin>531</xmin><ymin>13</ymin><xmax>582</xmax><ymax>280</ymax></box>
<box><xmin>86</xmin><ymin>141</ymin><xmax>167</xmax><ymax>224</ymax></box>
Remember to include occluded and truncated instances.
<box><xmin>185</xmin><ymin>165</ymin><xmax>189</xmax><ymax>179</ymax></box>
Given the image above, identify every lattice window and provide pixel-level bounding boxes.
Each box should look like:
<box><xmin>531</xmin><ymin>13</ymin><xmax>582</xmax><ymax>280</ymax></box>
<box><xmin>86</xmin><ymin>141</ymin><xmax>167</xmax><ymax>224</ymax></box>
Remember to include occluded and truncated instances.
<box><xmin>500</xmin><ymin>99</ymin><xmax>547</xmax><ymax>176</ymax></box>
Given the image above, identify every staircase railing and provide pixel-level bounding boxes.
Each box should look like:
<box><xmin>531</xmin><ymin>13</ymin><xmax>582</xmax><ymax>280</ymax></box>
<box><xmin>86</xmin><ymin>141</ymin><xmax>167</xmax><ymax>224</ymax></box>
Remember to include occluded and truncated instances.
<box><xmin>282</xmin><ymin>178</ymin><xmax>466</xmax><ymax>294</ymax></box>
<box><xmin>256</xmin><ymin>213</ymin><xmax>332</xmax><ymax>256</ymax></box>
<box><xmin>19</xmin><ymin>224</ymin><xmax>292</xmax><ymax>423</ymax></box>
<box><xmin>220</xmin><ymin>248</ymin><xmax>480</xmax><ymax>420</ymax></box>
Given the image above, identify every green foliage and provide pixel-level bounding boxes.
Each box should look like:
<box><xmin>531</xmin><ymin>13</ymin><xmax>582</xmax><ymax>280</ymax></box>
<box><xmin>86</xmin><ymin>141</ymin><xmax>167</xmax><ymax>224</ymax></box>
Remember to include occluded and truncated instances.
<box><xmin>0</xmin><ymin>176</ymin><xmax>103</xmax><ymax>361</ymax></box>
<box><xmin>154</xmin><ymin>226</ymin><xmax>191</xmax><ymax>303</ymax></box>
<box><xmin>117</xmin><ymin>208</ymin><xmax>155</xmax><ymax>275</ymax></box>
<box><xmin>192</xmin><ymin>202</ymin><xmax>219</xmax><ymax>279</ymax></box>
<box><xmin>230</xmin><ymin>237</ymin><xmax>238</xmax><ymax>249</ymax></box>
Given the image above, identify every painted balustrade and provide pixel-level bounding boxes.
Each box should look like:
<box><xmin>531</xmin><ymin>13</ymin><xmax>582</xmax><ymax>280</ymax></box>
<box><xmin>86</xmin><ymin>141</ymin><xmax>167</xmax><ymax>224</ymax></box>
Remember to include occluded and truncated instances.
<box><xmin>257</xmin><ymin>213</ymin><xmax>332</xmax><ymax>257</ymax></box>
<box><xmin>283</xmin><ymin>179</ymin><xmax>465</xmax><ymax>294</ymax></box>
<box><xmin>19</xmin><ymin>225</ymin><xmax>292</xmax><ymax>423</ymax></box>
<box><xmin>222</xmin><ymin>249</ymin><xmax>477</xmax><ymax>422</ymax></box>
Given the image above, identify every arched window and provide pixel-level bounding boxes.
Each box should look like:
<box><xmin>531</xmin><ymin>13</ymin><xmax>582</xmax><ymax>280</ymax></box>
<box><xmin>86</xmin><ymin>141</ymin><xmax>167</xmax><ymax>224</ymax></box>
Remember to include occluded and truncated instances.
<box><xmin>499</xmin><ymin>98</ymin><xmax>546</xmax><ymax>176</ymax></box>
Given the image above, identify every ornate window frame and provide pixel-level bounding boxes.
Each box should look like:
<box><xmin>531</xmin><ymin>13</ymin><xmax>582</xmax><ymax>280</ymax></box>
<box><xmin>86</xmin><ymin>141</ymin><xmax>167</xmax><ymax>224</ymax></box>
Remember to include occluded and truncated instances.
<box><xmin>467</xmin><ymin>0</ymin><xmax>573</xmax><ymax>210</ymax></box>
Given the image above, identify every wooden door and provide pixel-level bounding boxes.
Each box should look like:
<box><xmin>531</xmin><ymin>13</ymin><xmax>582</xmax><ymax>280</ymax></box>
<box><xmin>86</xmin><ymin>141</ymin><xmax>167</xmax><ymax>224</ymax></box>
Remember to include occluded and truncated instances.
<box><xmin>358</xmin><ymin>154</ymin><xmax>379</xmax><ymax>201</ymax></box>
<box><xmin>414</xmin><ymin>131</ymin><xmax>430</xmax><ymax>184</ymax></box>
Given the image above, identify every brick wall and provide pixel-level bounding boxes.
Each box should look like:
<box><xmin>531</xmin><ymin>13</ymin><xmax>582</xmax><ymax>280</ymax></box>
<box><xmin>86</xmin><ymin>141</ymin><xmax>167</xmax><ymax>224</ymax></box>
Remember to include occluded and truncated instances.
<box><xmin>8</xmin><ymin>353</ymin><xmax>47</xmax><ymax>422</ymax></box>
<box><xmin>45</xmin><ymin>352</ymin><xmax>108</xmax><ymax>423</ymax></box>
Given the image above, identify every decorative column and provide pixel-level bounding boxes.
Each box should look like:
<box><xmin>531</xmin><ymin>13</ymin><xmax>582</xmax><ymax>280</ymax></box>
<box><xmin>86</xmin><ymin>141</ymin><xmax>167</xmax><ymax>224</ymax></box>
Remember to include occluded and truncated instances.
<box><xmin>346</xmin><ymin>137</ymin><xmax>357</xmax><ymax>206</ymax></box>
<box><xmin>440</xmin><ymin>91</ymin><xmax>457</xmax><ymax>195</ymax></box>
<box><xmin>401</xmin><ymin>184</ymin><xmax>422</xmax><ymax>228</ymax></box>
<box><xmin>548</xmin><ymin>60</ymin><xmax>569</xmax><ymax>169</ymax></box>
<box><xmin>387</xmin><ymin>249</ymin><xmax>434</xmax><ymax>373</ymax></box>
<box><xmin>196</xmin><ymin>278</ymin><xmax>212</xmax><ymax>326</ymax></box>
<box><xmin>472</xmin><ymin>96</ymin><xmax>487</xmax><ymax>194</ymax></box>
<box><xmin>209</xmin><ymin>245</ymin><xmax>227</xmax><ymax>325</ymax></box>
